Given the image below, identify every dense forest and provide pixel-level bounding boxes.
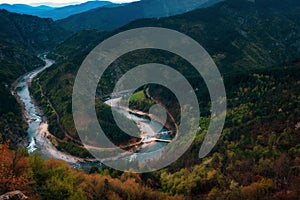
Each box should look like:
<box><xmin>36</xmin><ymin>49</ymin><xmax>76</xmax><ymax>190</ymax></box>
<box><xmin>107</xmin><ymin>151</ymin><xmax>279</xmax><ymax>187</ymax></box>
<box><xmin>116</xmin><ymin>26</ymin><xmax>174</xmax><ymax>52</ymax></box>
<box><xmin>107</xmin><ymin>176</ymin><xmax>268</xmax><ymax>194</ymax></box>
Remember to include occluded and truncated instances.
<box><xmin>57</xmin><ymin>0</ymin><xmax>222</xmax><ymax>32</ymax></box>
<box><xmin>31</xmin><ymin>0</ymin><xmax>300</xmax><ymax>157</ymax></box>
<box><xmin>0</xmin><ymin>0</ymin><xmax>299</xmax><ymax>199</ymax></box>
<box><xmin>0</xmin><ymin>10</ymin><xmax>69</xmax><ymax>146</ymax></box>
<box><xmin>2</xmin><ymin>62</ymin><xmax>300</xmax><ymax>199</ymax></box>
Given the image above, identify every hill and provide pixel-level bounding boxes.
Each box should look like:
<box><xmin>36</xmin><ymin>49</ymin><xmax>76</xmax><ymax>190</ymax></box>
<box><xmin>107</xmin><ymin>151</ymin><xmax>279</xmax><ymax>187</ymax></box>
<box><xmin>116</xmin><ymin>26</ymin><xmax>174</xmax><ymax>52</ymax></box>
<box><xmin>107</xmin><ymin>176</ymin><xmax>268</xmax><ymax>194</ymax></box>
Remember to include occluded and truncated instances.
<box><xmin>1</xmin><ymin>0</ymin><xmax>299</xmax><ymax>198</ymax></box>
<box><xmin>32</xmin><ymin>0</ymin><xmax>300</xmax><ymax>158</ymax></box>
<box><xmin>0</xmin><ymin>3</ymin><xmax>53</xmax><ymax>15</ymax></box>
<box><xmin>57</xmin><ymin>0</ymin><xmax>222</xmax><ymax>32</ymax></box>
<box><xmin>0</xmin><ymin>10</ymin><xmax>70</xmax><ymax>147</ymax></box>
<box><xmin>0</xmin><ymin>1</ymin><xmax>115</xmax><ymax>20</ymax></box>
<box><xmin>0</xmin><ymin>10</ymin><xmax>70</xmax><ymax>52</ymax></box>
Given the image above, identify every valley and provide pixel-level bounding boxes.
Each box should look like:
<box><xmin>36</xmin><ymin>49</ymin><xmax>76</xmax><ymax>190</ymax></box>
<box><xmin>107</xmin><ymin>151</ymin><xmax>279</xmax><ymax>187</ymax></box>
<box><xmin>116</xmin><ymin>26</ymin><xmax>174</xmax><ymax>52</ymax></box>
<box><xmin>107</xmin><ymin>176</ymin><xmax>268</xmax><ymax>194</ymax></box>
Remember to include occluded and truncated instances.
<box><xmin>13</xmin><ymin>55</ymin><xmax>176</xmax><ymax>168</ymax></box>
<box><xmin>0</xmin><ymin>0</ymin><xmax>299</xmax><ymax>199</ymax></box>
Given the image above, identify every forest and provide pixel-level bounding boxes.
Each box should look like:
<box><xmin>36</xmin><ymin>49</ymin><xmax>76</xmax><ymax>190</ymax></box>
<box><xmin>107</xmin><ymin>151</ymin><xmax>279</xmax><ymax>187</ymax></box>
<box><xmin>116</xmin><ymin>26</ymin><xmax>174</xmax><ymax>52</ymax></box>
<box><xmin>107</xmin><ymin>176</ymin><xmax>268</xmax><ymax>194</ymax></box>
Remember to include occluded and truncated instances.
<box><xmin>0</xmin><ymin>0</ymin><xmax>300</xmax><ymax>199</ymax></box>
<box><xmin>2</xmin><ymin>63</ymin><xmax>300</xmax><ymax>199</ymax></box>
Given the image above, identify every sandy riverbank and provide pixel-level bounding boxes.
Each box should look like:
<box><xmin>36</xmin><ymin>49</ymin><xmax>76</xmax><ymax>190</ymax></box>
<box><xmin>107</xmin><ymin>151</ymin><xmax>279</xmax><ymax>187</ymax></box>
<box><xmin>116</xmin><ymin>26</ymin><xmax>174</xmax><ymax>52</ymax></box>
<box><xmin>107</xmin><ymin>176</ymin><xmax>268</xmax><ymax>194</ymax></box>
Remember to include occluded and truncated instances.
<box><xmin>105</xmin><ymin>97</ymin><xmax>169</xmax><ymax>146</ymax></box>
<box><xmin>35</xmin><ymin>122</ymin><xmax>84</xmax><ymax>163</ymax></box>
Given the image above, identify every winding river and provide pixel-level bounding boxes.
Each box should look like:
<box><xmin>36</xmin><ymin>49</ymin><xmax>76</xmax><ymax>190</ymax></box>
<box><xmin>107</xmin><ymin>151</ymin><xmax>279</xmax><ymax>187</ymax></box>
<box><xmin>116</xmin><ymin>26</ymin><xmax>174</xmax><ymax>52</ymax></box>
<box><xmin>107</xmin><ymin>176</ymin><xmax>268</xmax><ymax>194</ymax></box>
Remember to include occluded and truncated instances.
<box><xmin>15</xmin><ymin>55</ymin><xmax>173</xmax><ymax>169</ymax></box>
<box><xmin>15</xmin><ymin>56</ymin><xmax>88</xmax><ymax>165</ymax></box>
<box><xmin>15</xmin><ymin>56</ymin><xmax>54</xmax><ymax>153</ymax></box>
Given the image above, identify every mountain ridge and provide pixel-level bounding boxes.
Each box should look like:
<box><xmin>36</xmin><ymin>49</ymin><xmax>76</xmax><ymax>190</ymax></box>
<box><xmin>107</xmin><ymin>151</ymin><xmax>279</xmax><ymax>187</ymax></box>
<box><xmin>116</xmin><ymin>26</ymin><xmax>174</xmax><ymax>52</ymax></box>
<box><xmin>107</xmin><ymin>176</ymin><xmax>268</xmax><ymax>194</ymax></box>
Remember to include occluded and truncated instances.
<box><xmin>0</xmin><ymin>1</ymin><xmax>116</xmax><ymax>20</ymax></box>
<box><xmin>57</xmin><ymin>0</ymin><xmax>223</xmax><ymax>32</ymax></box>
<box><xmin>0</xmin><ymin>0</ymin><xmax>299</xmax><ymax>199</ymax></box>
<box><xmin>33</xmin><ymin>0</ymin><xmax>300</xmax><ymax>156</ymax></box>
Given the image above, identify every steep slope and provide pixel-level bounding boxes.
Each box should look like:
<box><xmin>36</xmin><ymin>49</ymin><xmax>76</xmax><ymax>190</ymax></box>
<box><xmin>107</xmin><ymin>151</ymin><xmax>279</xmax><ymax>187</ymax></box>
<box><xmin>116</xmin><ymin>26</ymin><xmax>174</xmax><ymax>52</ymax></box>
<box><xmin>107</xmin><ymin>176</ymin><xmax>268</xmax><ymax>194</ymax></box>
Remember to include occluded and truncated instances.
<box><xmin>57</xmin><ymin>0</ymin><xmax>222</xmax><ymax>32</ymax></box>
<box><xmin>27</xmin><ymin>0</ymin><xmax>300</xmax><ymax>197</ymax></box>
<box><xmin>32</xmin><ymin>0</ymin><xmax>300</xmax><ymax>155</ymax></box>
<box><xmin>0</xmin><ymin>1</ymin><xmax>115</xmax><ymax>20</ymax></box>
<box><xmin>119</xmin><ymin>0</ymin><xmax>300</xmax><ymax>71</ymax></box>
<box><xmin>0</xmin><ymin>10</ymin><xmax>70</xmax><ymax>52</ymax></box>
<box><xmin>0</xmin><ymin>10</ymin><xmax>69</xmax><ymax>147</ymax></box>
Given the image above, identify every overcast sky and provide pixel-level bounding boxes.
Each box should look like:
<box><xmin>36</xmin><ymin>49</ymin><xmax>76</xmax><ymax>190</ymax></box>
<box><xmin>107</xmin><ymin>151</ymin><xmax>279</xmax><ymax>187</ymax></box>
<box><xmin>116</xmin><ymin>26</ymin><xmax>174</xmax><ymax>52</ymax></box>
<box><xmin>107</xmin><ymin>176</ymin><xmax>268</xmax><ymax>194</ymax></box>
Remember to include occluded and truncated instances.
<box><xmin>0</xmin><ymin>0</ymin><xmax>139</xmax><ymax>7</ymax></box>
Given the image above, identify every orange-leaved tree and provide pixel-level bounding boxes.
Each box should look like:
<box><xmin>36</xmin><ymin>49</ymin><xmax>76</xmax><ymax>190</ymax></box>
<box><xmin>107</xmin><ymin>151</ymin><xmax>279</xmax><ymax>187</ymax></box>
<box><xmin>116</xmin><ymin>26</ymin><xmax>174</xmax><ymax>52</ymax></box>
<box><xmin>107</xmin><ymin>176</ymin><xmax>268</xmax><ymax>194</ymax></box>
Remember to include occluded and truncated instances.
<box><xmin>0</xmin><ymin>136</ymin><xmax>30</xmax><ymax>195</ymax></box>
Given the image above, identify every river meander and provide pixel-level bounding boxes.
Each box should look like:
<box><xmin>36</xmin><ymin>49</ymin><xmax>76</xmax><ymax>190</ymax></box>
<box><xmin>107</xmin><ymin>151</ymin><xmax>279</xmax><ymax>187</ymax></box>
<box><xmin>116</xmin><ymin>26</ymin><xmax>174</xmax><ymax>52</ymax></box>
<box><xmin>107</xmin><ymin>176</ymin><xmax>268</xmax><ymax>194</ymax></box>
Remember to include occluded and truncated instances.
<box><xmin>15</xmin><ymin>55</ymin><xmax>174</xmax><ymax>170</ymax></box>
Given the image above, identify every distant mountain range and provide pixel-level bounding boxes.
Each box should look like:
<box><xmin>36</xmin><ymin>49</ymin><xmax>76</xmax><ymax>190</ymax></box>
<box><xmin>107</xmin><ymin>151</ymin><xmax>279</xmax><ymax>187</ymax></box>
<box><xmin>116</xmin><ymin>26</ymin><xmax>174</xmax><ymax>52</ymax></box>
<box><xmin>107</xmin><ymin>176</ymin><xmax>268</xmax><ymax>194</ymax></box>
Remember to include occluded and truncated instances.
<box><xmin>0</xmin><ymin>1</ymin><xmax>116</xmax><ymax>20</ymax></box>
<box><xmin>0</xmin><ymin>0</ymin><xmax>222</xmax><ymax>32</ymax></box>
<box><xmin>57</xmin><ymin>0</ymin><xmax>223</xmax><ymax>32</ymax></box>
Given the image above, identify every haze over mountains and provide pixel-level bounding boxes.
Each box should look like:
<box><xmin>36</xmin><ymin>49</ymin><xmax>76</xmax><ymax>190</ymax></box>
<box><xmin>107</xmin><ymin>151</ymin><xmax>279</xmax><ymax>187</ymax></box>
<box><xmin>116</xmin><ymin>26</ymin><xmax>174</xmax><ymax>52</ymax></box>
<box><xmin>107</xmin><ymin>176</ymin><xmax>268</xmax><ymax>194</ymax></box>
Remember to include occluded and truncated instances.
<box><xmin>57</xmin><ymin>0</ymin><xmax>223</xmax><ymax>31</ymax></box>
<box><xmin>0</xmin><ymin>0</ymin><xmax>223</xmax><ymax>31</ymax></box>
<box><xmin>0</xmin><ymin>1</ymin><xmax>116</xmax><ymax>20</ymax></box>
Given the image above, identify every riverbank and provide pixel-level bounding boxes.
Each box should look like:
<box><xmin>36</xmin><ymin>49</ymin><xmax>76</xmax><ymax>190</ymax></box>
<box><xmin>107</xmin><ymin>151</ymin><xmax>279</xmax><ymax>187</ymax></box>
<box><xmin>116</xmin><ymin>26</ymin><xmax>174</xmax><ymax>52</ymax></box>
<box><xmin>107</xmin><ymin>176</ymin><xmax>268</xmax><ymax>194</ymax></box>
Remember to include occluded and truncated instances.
<box><xmin>13</xmin><ymin>56</ymin><xmax>88</xmax><ymax>164</ymax></box>
<box><xmin>36</xmin><ymin>122</ymin><xmax>84</xmax><ymax>163</ymax></box>
<box><xmin>14</xmin><ymin>55</ymin><xmax>178</xmax><ymax>166</ymax></box>
<box><xmin>105</xmin><ymin>97</ymin><xmax>176</xmax><ymax>149</ymax></box>
<box><xmin>106</xmin><ymin>97</ymin><xmax>178</xmax><ymax>138</ymax></box>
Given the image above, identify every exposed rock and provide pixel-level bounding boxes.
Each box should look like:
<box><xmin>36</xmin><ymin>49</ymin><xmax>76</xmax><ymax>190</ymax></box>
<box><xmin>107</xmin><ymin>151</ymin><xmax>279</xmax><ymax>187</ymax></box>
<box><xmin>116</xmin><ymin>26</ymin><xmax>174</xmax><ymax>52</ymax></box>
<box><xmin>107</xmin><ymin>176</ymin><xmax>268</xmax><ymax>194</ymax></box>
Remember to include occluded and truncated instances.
<box><xmin>295</xmin><ymin>122</ymin><xmax>300</xmax><ymax>130</ymax></box>
<box><xmin>0</xmin><ymin>191</ymin><xmax>28</xmax><ymax>200</ymax></box>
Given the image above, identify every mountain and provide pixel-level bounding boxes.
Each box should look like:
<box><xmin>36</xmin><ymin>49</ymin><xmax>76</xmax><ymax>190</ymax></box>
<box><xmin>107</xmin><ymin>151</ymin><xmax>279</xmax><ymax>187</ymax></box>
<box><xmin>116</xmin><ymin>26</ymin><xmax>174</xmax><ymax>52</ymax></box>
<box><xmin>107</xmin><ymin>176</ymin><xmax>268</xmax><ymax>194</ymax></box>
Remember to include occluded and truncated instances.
<box><xmin>32</xmin><ymin>0</ymin><xmax>300</xmax><ymax>158</ymax></box>
<box><xmin>0</xmin><ymin>1</ymin><xmax>115</xmax><ymax>20</ymax></box>
<box><xmin>56</xmin><ymin>0</ymin><xmax>300</xmax><ymax>71</ymax></box>
<box><xmin>0</xmin><ymin>4</ymin><xmax>54</xmax><ymax>15</ymax></box>
<box><xmin>0</xmin><ymin>10</ymin><xmax>70</xmax><ymax>147</ymax></box>
<box><xmin>0</xmin><ymin>0</ymin><xmax>299</xmax><ymax>199</ymax></box>
<box><xmin>0</xmin><ymin>3</ymin><xmax>53</xmax><ymax>15</ymax></box>
<box><xmin>32</xmin><ymin>1</ymin><xmax>115</xmax><ymax>20</ymax></box>
<box><xmin>57</xmin><ymin>0</ymin><xmax>223</xmax><ymax>32</ymax></box>
<box><xmin>30</xmin><ymin>1</ymin><xmax>300</xmax><ymax>197</ymax></box>
<box><xmin>0</xmin><ymin>9</ymin><xmax>70</xmax><ymax>52</ymax></box>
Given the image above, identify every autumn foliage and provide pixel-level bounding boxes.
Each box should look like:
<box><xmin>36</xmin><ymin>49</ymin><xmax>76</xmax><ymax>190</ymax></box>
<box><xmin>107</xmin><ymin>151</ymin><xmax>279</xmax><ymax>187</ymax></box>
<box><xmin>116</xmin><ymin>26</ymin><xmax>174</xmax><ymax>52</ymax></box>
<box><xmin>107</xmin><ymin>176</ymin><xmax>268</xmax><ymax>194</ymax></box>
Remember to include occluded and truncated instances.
<box><xmin>0</xmin><ymin>139</ymin><xmax>30</xmax><ymax>195</ymax></box>
<box><xmin>0</xmin><ymin>137</ymin><xmax>182</xmax><ymax>199</ymax></box>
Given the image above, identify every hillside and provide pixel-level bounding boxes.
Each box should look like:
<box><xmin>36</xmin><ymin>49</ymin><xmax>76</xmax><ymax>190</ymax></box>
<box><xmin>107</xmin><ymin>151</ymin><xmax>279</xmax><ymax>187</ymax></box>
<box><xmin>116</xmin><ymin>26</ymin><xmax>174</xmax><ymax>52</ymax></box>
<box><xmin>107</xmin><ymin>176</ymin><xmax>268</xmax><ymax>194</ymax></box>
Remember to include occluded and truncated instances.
<box><xmin>119</xmin><ymin>0</ymin><xmax>300</xmax><ymax>71</ymax></box>
<box><xmin>0</xmin><ymin>0</ymin><xmax>299</xmax><ymax>198</ymax></box>
<box><xmin>0</xmin><ymin>10</ymin><xmax>70</xmax><ymax>147</ymax></box>
<box><xmin>0</xmin><ymin>3</ymin><xmax>53</xmax><ymax>16</ymax></box>
<box><xmin>57</xmin><ymin>0</ymin><xmax>222</xmax><ymax>32</ymax></box>
<box><xmin>19</xmin><ymin>40</ymin><xmax>300</xmax><ymax>199</ymax></box>
<box><xmin>0</xmin><ymin>1</ymin><xmax>115</xmax><ymax>20</ymax></box>
<box><xmin>0</xmin><ymin>10</ymin><xmax>70</xmax><ymax>52</ymax></box>
<box><xmin>32</xmin><ymin>0</ymin><xmax>300</xmax><ymax>159</ymax></box>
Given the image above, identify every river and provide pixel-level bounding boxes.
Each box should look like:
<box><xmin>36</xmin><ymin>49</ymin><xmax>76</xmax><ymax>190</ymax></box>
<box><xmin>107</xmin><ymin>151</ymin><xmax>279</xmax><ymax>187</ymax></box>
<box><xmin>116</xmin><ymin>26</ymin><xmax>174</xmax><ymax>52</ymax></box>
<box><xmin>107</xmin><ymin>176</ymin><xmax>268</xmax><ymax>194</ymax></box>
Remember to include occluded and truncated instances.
<box><xmin>14</xmin><ymin>55</ymin><xmax>174</xmax><ymax>170</ymax></box>
<box><xmin>15</xmin><ymin>55</ymin><xmax>54</xmax><ymax>153</ymax></box>
<box><xmin>15</xmin><ymin>56</ymin><xmax>88</xmax><ymax>165</ymax></box>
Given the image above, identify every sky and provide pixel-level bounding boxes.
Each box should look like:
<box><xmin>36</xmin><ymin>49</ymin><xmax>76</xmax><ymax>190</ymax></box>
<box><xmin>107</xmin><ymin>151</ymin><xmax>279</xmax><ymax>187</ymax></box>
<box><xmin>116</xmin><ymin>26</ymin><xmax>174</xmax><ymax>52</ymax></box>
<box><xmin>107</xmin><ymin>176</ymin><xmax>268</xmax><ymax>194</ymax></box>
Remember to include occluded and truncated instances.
<box><xmin>0</xmin><ymin>0</ymin><xmax>139</xmax><ymax>7</ymax></box>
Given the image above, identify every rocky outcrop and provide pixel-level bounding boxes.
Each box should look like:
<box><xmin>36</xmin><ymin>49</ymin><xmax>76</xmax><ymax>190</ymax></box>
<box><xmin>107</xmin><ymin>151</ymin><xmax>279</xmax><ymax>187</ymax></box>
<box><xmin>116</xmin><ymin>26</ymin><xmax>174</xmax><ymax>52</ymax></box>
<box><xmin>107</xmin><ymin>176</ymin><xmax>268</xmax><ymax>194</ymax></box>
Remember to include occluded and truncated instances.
<box><xmin>0</xmin><ymin>191</ymin><xmax>28</xmax><ymax>200</ymax></box>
